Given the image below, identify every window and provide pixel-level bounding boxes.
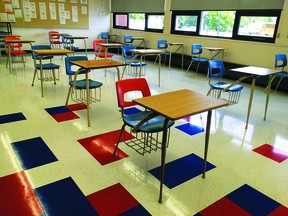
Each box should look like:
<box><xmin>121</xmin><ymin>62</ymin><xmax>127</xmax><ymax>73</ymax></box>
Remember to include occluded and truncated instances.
<box><xmin>129</xmin><ymin>13</ymin><xmax>145</xmax><ymax>30</ymax></box>
<box><xmin>200</xmin><ymin>11</ymin><xmax>236</xmax><ymax>38</ymax></box>
<box><xmin>146</xmin><ymin>14</ymin><xmax>164</xmax><ymax>32</ymax></box>
<box><xmin>113</xmin><ymin>13</ymin><xmax>128</xmax><ymax>29</ymax></box>
<box><xmin>171</xmin><ymin>11</ymin><xmax>201</xmax><ymax>35</ymax></box>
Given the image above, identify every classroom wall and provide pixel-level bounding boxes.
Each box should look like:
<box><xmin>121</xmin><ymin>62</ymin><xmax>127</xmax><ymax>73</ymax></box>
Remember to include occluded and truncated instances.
<box><xmin>7</xmin><ymin>0</ymin><xmax>110</xmax><ymax>51</ymax></box>
<box><xmin>111</xmin><ymin>0</ymin><xmax>288</xmax><ymax>68</ymax></box>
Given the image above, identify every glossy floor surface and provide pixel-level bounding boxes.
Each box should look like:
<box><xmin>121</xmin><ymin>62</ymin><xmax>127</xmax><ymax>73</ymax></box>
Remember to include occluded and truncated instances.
<box><xmin>0</xmin><ymin>52</ymin><xmax>288</xmax><ymax>216</ymax></box>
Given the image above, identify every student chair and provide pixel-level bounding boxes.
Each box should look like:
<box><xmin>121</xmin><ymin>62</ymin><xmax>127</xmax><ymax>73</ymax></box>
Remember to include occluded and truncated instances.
<box><xmin>62</xmin><ymin>34</ymin><xmax>79</xmax><ymax>51</ymax></box>
<box><xmin>31</xmin><ymin>45</ymin><xmax>60</xmax><ymax>86</ymax></box>
<box><xmin>124</xmin><ymin>35</ymin><xmax>134</xmax><ymax>46</ymax></box>
<box><xmin>48</xmin><ymin>31</ymin><xmax>62</xmax><ymax>49</ymax></box>
<box><xmin>113</xmin><ymin>78</ymin><xmax>175</xmax><ymax>156</ymax></box>
<box><xmin>154</xmin><ymin>39</ymin><xmax>171</xmax><ymax>66</ymax></box>
<box><xmin>65</xmin><ymin>55</ymin><xmax>103</xmax><ymax>106</ymax></box>
<box><xmin>186</xmin><ymin>44</ymin><xmax>209</xmax><ymax>74</ymax></box>
<box><xmin>5</xmin><ymin>36</ymin><xmax>26</xmax><ymax>70</ymax></box>
<box><xmin>93</xmin><ymin>39</ymin><xmax>114</xmax><ymax>59</ymax></box>
<box><xmin>207</xmin><ymin>60</ymin><xmax>244</xmax><ymax>106</ymax></box>
<box><xmin>122</xmin><ymin>45</ymin><xmax>147</xmax><ymax>78</ymax></box>
<box><xmin>271</xmin><ymin>54</ymin><xmax>288</xmax><ymax>91</ymax></box>
<box><xmin>100</xmin><ymin>31</ymin><xmax>109</xmax><ymax>43</ymax></box>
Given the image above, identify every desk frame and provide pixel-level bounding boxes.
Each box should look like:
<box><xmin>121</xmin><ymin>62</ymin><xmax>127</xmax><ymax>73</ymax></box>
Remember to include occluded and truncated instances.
<box><xmin>203</xmin><ymin>47</ymin><xmax>226</xmax><ymax>60</ymax></box>
<box><xmin>65</xmin><ymin>36</ymin><xmax>88</xmax><ymax>57</ymax></box>
<box><xmin>133</xmin><ymin>89</ymin><xmax>228</xmax><ymax>203</ymax></box>
<box><xmin>167</xmin><ymin>42</ymin><xmax>184</xmax><ymax>69</ymax></box>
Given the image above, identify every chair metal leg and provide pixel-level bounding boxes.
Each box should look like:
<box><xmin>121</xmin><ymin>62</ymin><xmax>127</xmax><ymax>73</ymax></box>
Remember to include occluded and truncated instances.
<box><xmin>186</xmin><ymin>60</ymin><xmax>194</xmax><ymax>74</ymax></box>
<box><xmin>31</xmin><ymin>69</ymin><xmax>37</xmax><ymax>86</ymax></box>
<box><xmin>113</xmin><ymin>124</ymin><xmax>126</xmax><ymax>156</ymax></box>
<box><xmin>65</xmin><ymin>86</ymin><xmax>72</xmax><ymax>106</ymax></box>
<box><xmin>275</xmin><ymin>77</ymin><xmax>284</xmax><ymax>91</ymax></box>
<box><xmin>52</xmin><ymin>69</ymin><xmax>56</xmax><ymax>84</ymax></box>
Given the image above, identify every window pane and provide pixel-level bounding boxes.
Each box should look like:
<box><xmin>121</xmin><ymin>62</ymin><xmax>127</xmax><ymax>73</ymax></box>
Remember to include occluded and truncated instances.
<box><xmin>238</xmin><ymin>16</ymin><xmax>277</xmax><ymax>38</ymax></box>
<box><xmin>147</xmin><ymin>15</ymin><xmax>164</xmax><ymax>29</ymax></box>
<box><xmin>200</xmin><ymin>11</ymin><xmax>236</xmax><ymax>37</ymax></box>
<box><xmin>129</xmin><ymin>13</ymin><xmax>145</xmax><ymax>30</ymax></box>
<box><xmin>115</xmin><ymin>14</ymin><xmax>128</xmax><ymax>27</ymax></box>
<box><xmin>175</xmin><ymin>15</ymin><xmax>197</xmax><ymax>32</ymax></box>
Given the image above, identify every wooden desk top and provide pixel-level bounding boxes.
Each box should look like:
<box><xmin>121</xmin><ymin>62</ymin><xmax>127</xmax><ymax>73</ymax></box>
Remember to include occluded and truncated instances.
<box><xmin>230</xmin><ymin>66</ymin><xmax>278</xmax><ymax>76</ymax></box>
<box><xmin>0</xmin><ymin>34</ymin><xmax>21</xmax><ymax>38</ymax></box>
<box><xmin>132</xmin><ymin>49</ymin><xmax>164</xmax><ymax>55</ymax></box>
<box><xmin>98</xmin><ymin>43</ymin><xmax>123</xmax><ymax>47</ymax></box>
<box><xmin>32</xmin><ymin>49</ymin><xmax>74</xmax><ymax>56</ymax></box>
<box><xmin>134</xmin><ymin>89</ymin><xmax>228</xmax><ymax>120</ymax></box>
<box><xmin>203</xmin><ymin>47</ymin><xmax>226</xmax><ymax>51</ymax></box>
<box><xmin>69</xmin><ymin>59</ymin><xmax>126</xmax><ymax>70</ymax></box>
<box><xmin>167</xmin><ymin>42</ymin><xmax>184</xmax><ymax>46</ymax></box>
<box><xmin>5</xmin><ymin>39</ymin><xmax>34</xmax><ymax>43</ymax></box>
<box><xmin>65</xmin><ymin>36</ymin><xmax>88</xmax><ymax>39</ymax></box>
<box><xmin>132</xmin><ymin>37</ymin><xmax>145</xmax><ymax>40</ymax></box>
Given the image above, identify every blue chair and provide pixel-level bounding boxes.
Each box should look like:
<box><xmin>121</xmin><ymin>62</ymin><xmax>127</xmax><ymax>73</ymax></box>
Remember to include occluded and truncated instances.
<box><xmin>186</xmin><ymin>44</ymin><xmax>209</xmax><ymax>74</ymax></box>
<box><xmin>62</xmin><ymin>34</ymin><xmax>79</xmax><ymax>51</ymax></box>
<box><xmin>124</xmin><ymin>35</ymin><xmax>134</xmax><ymax>45</ymax></box>
<box><xmin>65</xmin><ymin>55</ymin><xmax>103</xmax><ymax>106</ymax></box>
<box><xmin>272</xmin><ymin>54</ymin><xmax>288</xmax><ymax>91</ymax></box>
<box><xmin>100</xmin><ymin>32</ymin><xmax>109</xmax><ymax>43</ymax></box>
<box><xmin>31</xmin><ymin>45</ymin><xmax>60</xmax><ymax>86</ymax></box>
<box><xmin>113</xmin><ymin>78</ymin><xmax>175</xmax><ymax>156</ymax></box>
<box><xmin>154</xmin><ymin>39</ymin><xmax>171</xmax><ymax>65</ymax></box>
<box><xmin>122</xmin><ymin>45</ymin><xmax>147</xmax><ymax>78</ymax></box>
<box><xmin>207</xmin><ymin>60</ymin><xmax>244</xmax><ymax>106</ymax></box>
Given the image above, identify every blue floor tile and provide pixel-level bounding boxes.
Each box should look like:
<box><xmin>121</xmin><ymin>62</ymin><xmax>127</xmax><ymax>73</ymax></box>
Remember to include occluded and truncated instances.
<box><xmin>149</xmin><ymin>153</ymin><xmax>216</xmax><ymax>189</ymax></box>
<box><xmin>0</xmin><ymin>112</ymin><xmax>26</xmax><ymax>124</ymax></box>
<box><xmin>11</xmin><ymin>137</ymin><xmax>58</xmax><ymax>170</ymax></box>
<box><xmin>119</xmin><ymin>204</ymin><xmax>151</xmax><ymax>216</ymax></box>
<box><xmin>35</xmin><ymin>177</ymin><xmax>98</xmax><ymax>216</ymax></box>
<box><xmin>45</xmin><ymin>106</ymin><xmax>72</xmax><ymax>115</ymax></box>
<box><xmin>226</xmin><ymin>184</ymin><xmax>280</xmax><ymax>215</ymax></box>
<box><xmin>176</xmin><ymin>123</ymin><xmax>204</xmax><ymax>136</ymax></box>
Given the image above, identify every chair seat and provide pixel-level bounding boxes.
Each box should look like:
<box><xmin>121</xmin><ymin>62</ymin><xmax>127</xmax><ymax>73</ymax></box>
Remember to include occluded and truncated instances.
<box><xmin>95</xmin><ymin>53</ymin><xmax>114</xmax><ymax>58</ymax></box>
<box><xmin>123</xmin><ymin>110</ymin><xmax>175</xmax><ymax>133</ymax></box>
<box><xmin>69</xmin><ymin>79</ymin><xmax>103</xmax><ymax>89</ymax></box>
<box><xmin>126</xmin><ymin>61</ymin><xmax>147</xmax><ymax>67</ymax></box>
<box><xmin>36</xmin><ymin>63</ymin><xmax>60</xmax><ymax>70</ymax></box>
<box><xmin>10</xmin><ymin>50</ymin><xmax>26</xmax><ymax>55</ymax></box>
<box><xmin>67</xmin><ymin>68</ymin><xmax>88</xmax><ymax>76</ymax></box>
<box><xmin>192</xmin><ymin>57</ymin><xmax>209</xmax><ymax>62</ymax></box>
<box><xmin>210</xmin><ymin>81</ymin><xmax>244</xmax><ymax>92</ymax></box>
<box><xmin>276</xmin><ymin>71</ymin><xmax>288</xmax><ymax>77</ymax></box>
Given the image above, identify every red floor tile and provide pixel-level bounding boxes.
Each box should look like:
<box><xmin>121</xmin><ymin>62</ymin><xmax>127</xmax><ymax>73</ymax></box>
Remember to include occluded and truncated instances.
<box><xmin>0</xmin><ymin>171</ymin><xmax>44</xmax><ymax>216</ymax></box>
<box><xmin>66</xmin><ymin>103</ymin><xmax>87</xmax><ymax>111</ymax></box>
<box><xmin>269</xmin><ymin>205</ymin><xmax>288</xmax><ymax>216</ymax></box>
<box><xmin>199</xmin><ymin>197</ymin><xmax>252</xmax><ymax>216</ymax></box>
<box><xmin>87</xmin><ymin>183</ymin><xmax>139</xmax><ymax>216</ymax></box>
<box><xmin>253</xmin><ymin>144</ymin><xmax>288</xmax><ymax>163</ymax></box>
<box><xmin>51</xmin><ymin>112</ymin><xmax>80</xmax><ymax>122</ymax></box>
<box><xmin>78</xmin><ymin>129</ymin><xmax>134</xmax><ymax>165</ymax></box>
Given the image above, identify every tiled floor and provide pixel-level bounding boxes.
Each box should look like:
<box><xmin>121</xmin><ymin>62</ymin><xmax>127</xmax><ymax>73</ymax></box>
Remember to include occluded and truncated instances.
<box><xmin>0</xmin><ymin>51</ymin><xmax>288</xmax><ymax>215</ymax></box>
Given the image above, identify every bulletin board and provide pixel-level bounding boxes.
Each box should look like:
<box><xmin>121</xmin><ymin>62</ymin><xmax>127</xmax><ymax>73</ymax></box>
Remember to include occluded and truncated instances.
<box><xmin>0</xmin><ymin>0</ymin><xmax>89</xmax><ymax>29</ymax></box>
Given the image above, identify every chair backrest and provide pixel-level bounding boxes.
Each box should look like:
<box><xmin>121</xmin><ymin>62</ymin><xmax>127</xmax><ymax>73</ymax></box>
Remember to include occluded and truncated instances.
<box><xmin>101</xmin><ymin>32</ymin><xmax>109</xmax><ymax>40</ymax></box>
<box><xmin>157</xmin><ymin>39</ymin><xmax>168</xmax><ymax>49</ymax></box>
<box><xmin>62</xmin><ymin>34</ymin><xmax>74</xmax><ymax>44</ymax></box>
<box><xmin>31</xmin><ymin>45</ymin><xmax>53</xmax><ymax>60</ymax></box>
<box><xmin>48</xmin><ymin>31</ymin><xmax>60</xmax><ymax>41</ymax></box>
<box><xmin>208</xmin><ymin>60</ymin><xmax>225</xmax><ymax>79</ymax></box>
<box><xmin>93</xmin><ymin>39</ymin><xmax>106</xmax><ymax>52</ymax></box>
<box><xmin>122</xmin><ymin>45</ymin><xmax>136</xmax><ymax>60</ymax></box>
<box><xmin>5</xmin><ymin>36</ymin><xmax>22</xmax><ymax>49</ymax></box>
<box><xmin>192</xmin><ymin>44</ymin><xmax>203</xmax><ymax>55</ymax></box>
<box><xmin>65</xmin><ymin>55</ymin><xmax>88</xmax><ymax>76</ymax></box>
<box><xmin>116</xmin><ymin>78</ymin><xmax>151</xmax><ymax>109</ymax></box>
<box><xmin>124</xmin><ymin>35</ymin><xmax>133</xmax><ymax>44</ymax></box>
<box><xmin>275</xmin><ymin>54</ymin><xmax>287</xmax><ymax>70</ymax></box>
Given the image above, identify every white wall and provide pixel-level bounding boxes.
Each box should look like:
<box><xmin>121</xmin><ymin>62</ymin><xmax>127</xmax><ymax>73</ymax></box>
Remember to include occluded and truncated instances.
<box><xmin>111</xmin><ymin>0</ymin><xmax>288</xmax><ymax>68</ymax></box>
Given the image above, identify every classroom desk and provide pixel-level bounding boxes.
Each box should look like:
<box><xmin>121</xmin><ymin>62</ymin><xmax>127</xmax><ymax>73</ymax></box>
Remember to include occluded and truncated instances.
<box><xmin>203</xmin><ymin>47</ymin><xmax>226</xmax><ymax>60</ymax></box>
<box><xmin>230</xmin><ymin>66</ymin><xmax>278</xmax><ymax>129</ymax></box>
<box><xmin>97</xmin><ymin>43</ymin><xmax>123</xmax><ymax>58</ymax></box>
<box><xmin>69</xmin><ymin>59</ymin><xmax>126</xmax><ymax>126</ymax></box>
<box><xmin>167</xmin><ymin>42</ymin><xmax>184</xmax><ymax>69</ymax></box>
<box><xmin>65</xmin><ymin>36</ymin><xmax>88</xmax><ymax>56</ymax></box>
<box><xmin>132</xmin><ymin>37</ymin><xmax>146</xmax><ymax>48</ymax></box>
<box><xmin>32</xmin><ymin>49</ymin><xmax>74</xmax><ymax>97</ymax></box>
<box><xmin>5</xmin><ymin>39</ymin><xmax>34</xmax><ymax>73</ymax></box>
<box><xmin>133</xmin><ymin>89</ymin><xmax>228</xmax><ymax>203</ymax></box>
<box><xmin>131</xmin><ymin>49</ymin><xmax>164</xmax><ymax>87</ymax></box>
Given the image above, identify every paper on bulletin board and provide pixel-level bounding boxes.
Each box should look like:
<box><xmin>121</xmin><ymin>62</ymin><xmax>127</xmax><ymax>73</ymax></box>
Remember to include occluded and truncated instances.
<box><xmin>72</xmin><ymin>6</ymin><xmax>78</xmax><ymax>22</ymax></box>
<box><xmin>39</xmin><ymin>2</ymin><xmax>47</xmax><ymax>20</ymax></box>
<box><xmin>4</xmin><ymin>3</ymin><xmax>13</xmax><ymax>13</ymax></box>
<box><xmin>11</xmin><ymin>0</ymin><xmax>20</xmax><ymax>8</ymax></box>
<box><xmin>0</xmin><ymin>13</ymin><xmax>8</xmax><ymax>22</ymax></box>
<box><xmin>14</xmin><ymin>8</ymin><xmax>22</xmax><ymax>18</ymax></box>
<box><xmin>29</xmin><ymin>2</ymin><xmax>36</xmax><ymax>18</ymax></box>
<box><xmin>7</xmin><ymin>13</ymin><xmax>15</xmax><ymax>22</ymax></box>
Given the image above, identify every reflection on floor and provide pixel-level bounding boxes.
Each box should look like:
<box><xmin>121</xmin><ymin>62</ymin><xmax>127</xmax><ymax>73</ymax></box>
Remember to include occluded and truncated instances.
<box><xmin>0</xmin><ymin>52</ymin><xmax>287</xmax><ymax>215</ymax></box>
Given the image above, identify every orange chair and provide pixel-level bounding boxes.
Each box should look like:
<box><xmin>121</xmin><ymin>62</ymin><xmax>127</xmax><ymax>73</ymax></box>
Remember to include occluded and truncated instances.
<box><xmin>5</xmin><ymin>36</ymin><xmax>26</xmax><ymax>69</ymax></box>
<box><xmin>93</xmin><ymin>39</ymin><xmax>114</xmax><ymax>59</ymax></box>
<box><xmin>48</xmin><ymin>31</ymin><xmax>62</xmax><ymax>49</ymax></box>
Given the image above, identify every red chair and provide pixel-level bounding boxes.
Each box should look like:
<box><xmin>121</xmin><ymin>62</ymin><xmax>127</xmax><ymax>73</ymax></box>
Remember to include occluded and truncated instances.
<box><xmin>5</xmin><ymin>36</ymin><xmax>26</xmax><ymax>69</ymax></box>
<box><xmin>93</xmin><ymin>39</ymin><xmax>114</xmax><ymax>59</ymax></box>
<box><xmin>48</xmin><ymin>31</ymin><xmax>62</xmax><ymax>49</ymax></box>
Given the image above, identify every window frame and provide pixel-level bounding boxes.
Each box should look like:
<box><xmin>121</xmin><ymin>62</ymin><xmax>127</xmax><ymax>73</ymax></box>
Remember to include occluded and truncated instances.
<box><xmin>113</xmin><ymin>13</ymin><xmax>129</xmax><ymax>29</ymax></box>
<box><xmin>145</xmin><ymin>13</ymin><xmax>164</xmax><ymax>33</ymax></box>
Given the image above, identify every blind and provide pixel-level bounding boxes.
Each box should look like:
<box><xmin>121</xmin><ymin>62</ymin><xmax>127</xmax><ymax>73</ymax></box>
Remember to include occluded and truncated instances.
<box><xmin>111</xmin><ymin>0</ymin><xmax>165</xmax><ymax>13</ymax></box>
<box><xmin>171</xmin><ymin>0</ymin><xmax>285</xmax><ymax>10</ymax></box>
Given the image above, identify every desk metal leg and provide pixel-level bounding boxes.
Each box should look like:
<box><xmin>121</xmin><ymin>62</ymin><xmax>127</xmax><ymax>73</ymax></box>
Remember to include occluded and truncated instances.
<box><xmin>169</xmin><ymin>51</ymin><xmax>172</xmax><ymax>69</ymax></box>
<box><xmin>264</xmin><ymin>75</ymin><xmax>273</xmax><ymax>120</ymax></box>
<box><xmin>40</xmin><ymin>57</ymin><xmax>44</xmax><ymax>97</ymax></box>
<box><xmin>158</xmin><ymin>118</ymin><xmax>170</xmax><ymax>203</ymax></box>
<box><xmin>246</xmin><ymin>77</ymin><xmax>256</xmax><ymax>129</ymax></box>
<box><xmin>116</xmin><ymin>67</ymin><xmax>120</xmax><ymax>81</ymax></box>
<box><xmin>158</xmin><ymin>54</ymin><xmax>161</xmax><ymax>87</ymax></box>
<box><xmin>84</xmin><ymin>39</ymin><xmax>87</xmax><ymax>57</ymax></box>
<box><xmin>202</xmin><ymin>110</ymin><xmax>212</xmax><ymax>178</ymax></box>
<box><xmin>86</xmin><ymin>73</ymin><xmax>90</xmax><ymax>127</ymax></box>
